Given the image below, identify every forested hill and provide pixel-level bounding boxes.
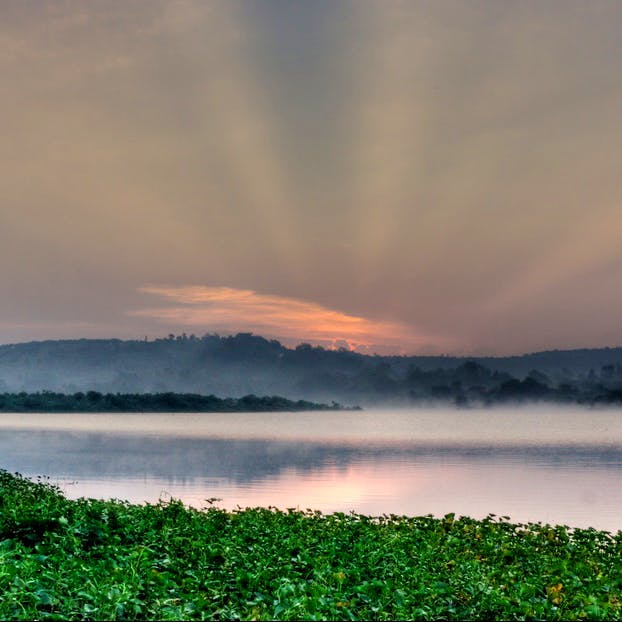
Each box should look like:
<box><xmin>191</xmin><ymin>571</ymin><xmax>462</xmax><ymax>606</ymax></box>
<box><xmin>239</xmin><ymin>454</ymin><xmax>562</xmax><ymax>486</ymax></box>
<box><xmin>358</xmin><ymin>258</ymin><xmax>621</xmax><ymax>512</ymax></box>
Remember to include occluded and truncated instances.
<box><xmin>1</xmin><ymin>334</ymin><xmax>622</xmax><ymax>405</ymax></box>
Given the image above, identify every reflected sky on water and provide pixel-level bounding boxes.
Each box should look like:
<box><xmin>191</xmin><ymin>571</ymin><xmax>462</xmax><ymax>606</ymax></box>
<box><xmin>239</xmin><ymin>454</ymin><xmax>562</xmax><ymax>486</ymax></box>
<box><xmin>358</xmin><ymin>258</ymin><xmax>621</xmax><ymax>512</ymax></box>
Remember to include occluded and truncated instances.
<box><xmin>1</xmin><ymin>409</ymin><xmax>621</xmax><ymax>532</ymax></box>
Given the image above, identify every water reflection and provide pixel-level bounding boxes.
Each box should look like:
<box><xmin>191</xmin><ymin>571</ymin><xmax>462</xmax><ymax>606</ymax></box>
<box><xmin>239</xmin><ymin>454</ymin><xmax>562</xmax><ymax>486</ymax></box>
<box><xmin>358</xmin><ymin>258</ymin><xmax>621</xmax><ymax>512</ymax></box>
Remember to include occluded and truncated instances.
<box><xmin>0</xmin><ymin>410</ymin><xmax>621</xmax><ymax>532</ymax></box>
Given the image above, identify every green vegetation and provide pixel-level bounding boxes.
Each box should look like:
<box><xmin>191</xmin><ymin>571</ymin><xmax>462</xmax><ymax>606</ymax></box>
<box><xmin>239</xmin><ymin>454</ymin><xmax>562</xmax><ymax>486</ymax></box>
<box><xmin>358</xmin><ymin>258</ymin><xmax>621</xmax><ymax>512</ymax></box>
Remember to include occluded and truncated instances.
<box><xmin>0</xmin><ymin>471</ymin><xmax>620</xmax><ymax>620</ymax></box>
<box><xmin>0</xmin><ymin>392</ymin><xmax>347</xmax><ymax>413</ymax></box>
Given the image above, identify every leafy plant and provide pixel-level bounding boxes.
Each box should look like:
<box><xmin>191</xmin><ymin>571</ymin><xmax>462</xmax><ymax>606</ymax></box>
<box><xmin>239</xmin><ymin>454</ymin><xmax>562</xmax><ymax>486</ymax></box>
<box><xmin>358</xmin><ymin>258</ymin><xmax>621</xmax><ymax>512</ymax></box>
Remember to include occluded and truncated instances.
<box><xmin>0</xmin><ymin>470</ymin><xmax>620</xmax><ymax>620</ymax></box>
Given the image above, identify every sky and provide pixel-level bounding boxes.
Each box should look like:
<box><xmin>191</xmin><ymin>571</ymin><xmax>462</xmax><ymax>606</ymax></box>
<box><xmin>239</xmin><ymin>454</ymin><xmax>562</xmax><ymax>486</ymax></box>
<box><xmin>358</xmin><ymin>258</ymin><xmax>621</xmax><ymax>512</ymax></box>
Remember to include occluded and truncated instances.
<box><xmin>2</xmin><ymin>0</ymin><xmax>622</xmax><ymax>355</ymax></box>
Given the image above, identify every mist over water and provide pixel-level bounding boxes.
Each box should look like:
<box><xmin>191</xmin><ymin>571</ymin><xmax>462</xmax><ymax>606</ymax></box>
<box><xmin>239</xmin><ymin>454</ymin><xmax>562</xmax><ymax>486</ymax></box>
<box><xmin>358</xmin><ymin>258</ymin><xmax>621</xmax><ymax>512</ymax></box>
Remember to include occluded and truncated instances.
<box><xmin>1</xmin><ymin>408</ymin><xmax>621</xmax><ymax>532</ymax></box>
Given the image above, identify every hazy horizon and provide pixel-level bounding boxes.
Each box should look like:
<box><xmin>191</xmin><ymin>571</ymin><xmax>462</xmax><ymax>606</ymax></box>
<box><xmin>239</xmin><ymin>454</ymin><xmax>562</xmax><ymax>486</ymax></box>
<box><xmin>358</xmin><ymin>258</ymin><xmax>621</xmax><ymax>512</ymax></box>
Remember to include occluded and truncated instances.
<box><xmin>3</xmin><ymin>1</ymin><xmax>622</xmax><ymax>355</ymax></box>
<box><xmin>2</xmin><ymin>330</ymin><xmax>622</xmax><ymax>360</ymax></box>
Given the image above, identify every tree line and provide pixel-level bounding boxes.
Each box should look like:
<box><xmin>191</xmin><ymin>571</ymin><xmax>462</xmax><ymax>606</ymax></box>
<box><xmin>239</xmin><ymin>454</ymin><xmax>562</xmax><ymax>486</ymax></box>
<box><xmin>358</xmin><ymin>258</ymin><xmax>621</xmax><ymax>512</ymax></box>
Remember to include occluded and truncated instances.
<box><xmin>0</xmin><ymin>391</ymin><xmax>347</xmax><ymax>413</ymax></box>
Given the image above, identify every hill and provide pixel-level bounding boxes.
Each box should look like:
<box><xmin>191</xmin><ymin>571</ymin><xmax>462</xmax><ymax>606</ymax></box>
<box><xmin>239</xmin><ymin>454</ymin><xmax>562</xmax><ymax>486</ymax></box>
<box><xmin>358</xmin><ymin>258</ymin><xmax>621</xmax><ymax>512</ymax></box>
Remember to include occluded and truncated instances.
<box><xmin>1</xmin><ymin>334</ymin><xmax>622</xmax><ymax>405</ymax></box>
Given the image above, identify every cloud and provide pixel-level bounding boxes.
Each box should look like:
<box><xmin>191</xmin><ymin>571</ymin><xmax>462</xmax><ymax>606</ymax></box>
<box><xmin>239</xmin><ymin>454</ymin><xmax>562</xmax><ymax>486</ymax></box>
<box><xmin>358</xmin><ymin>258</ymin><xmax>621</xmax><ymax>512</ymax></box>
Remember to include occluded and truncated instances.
<box><xmin>131</xmin><ymin>285</ymin><xmax>454</xmax><ymax>354</ymax></box>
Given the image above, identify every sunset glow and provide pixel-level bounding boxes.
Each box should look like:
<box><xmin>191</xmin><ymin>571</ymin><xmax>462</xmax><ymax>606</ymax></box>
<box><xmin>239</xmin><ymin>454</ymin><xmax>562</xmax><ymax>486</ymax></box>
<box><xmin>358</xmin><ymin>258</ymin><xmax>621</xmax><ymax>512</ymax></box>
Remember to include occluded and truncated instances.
<box><xmin>132</xmin><ymin>285</ymin><xmax>452</xmax><ymax>353</ymax></box>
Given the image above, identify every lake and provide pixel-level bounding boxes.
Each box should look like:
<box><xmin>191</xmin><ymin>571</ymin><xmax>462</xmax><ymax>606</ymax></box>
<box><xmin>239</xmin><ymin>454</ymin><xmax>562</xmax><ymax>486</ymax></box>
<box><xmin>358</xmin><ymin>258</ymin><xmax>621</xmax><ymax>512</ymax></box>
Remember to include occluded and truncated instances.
<box><xmin>1</xmin><ymin>408</ymin><xmax>621</xmax><ymax>532</ymax></box>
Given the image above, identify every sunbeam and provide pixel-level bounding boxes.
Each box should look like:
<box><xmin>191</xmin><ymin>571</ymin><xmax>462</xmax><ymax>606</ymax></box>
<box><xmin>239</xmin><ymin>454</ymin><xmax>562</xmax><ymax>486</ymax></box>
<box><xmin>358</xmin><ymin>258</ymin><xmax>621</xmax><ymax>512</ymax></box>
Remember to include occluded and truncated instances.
<box><xmin>164</xmin><ymin>2</ymin><xmax>307</xmax><ymax>282</ymax></box>
<box><xmin>344</xmin><ymin>3</ymin><xmax>429</xmax><ymax>286</ymax></box>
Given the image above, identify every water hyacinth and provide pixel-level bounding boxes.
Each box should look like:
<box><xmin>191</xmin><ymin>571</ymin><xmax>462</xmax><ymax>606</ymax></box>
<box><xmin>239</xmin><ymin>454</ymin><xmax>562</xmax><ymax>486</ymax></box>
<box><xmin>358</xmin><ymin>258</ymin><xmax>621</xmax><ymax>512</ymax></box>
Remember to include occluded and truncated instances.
<box><xmin>0</xmin><ymin>470</ymin><xmax>620</xmax><ymax>620</ymax></box>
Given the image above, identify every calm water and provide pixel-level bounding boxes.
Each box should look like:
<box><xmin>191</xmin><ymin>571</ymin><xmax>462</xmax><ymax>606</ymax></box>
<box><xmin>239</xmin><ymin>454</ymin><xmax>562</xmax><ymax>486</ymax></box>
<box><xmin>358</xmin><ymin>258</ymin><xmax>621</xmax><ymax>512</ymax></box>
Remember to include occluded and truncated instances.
<box><xmin>1</xmin><ymin>408</ymin><xmax>621</xmax><ymax>532</ymax></box>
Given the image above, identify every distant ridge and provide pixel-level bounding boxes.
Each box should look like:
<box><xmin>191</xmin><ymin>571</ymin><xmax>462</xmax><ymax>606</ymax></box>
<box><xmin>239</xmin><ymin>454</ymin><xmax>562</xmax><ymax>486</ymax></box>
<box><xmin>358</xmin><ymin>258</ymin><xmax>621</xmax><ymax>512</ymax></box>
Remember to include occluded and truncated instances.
<box><xmin>1</xmin><ymin>334</ymin><xmax>622</xmax><ymax>405</ymax></box>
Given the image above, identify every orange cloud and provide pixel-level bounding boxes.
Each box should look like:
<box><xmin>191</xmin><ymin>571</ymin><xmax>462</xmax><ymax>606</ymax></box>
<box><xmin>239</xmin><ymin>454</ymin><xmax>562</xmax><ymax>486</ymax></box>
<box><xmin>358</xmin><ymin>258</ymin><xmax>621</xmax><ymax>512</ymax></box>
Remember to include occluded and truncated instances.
<box><xmin>130</xmin><ymin>285</ymin><xmax>450</xmax><ymax>353</ymax></box>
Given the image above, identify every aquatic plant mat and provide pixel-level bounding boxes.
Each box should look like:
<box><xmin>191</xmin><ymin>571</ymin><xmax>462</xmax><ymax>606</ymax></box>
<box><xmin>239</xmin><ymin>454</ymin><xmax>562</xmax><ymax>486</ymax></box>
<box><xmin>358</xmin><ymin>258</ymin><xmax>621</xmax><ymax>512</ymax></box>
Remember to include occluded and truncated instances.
<box><xmin>0</xmin><ymin>471</ymin><xmax>620</xmax><ymax>620</ymax></box>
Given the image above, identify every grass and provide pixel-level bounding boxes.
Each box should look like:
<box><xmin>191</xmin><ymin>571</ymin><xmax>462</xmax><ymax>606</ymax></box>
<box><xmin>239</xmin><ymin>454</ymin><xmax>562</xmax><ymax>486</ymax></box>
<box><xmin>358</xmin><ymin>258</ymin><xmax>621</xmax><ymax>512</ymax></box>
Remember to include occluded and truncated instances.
<box><xmin>0</xmin><ymin>470</ymin><xmax>620</xmax><ymax>620</ymax></box>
